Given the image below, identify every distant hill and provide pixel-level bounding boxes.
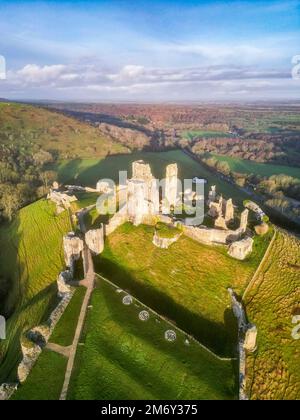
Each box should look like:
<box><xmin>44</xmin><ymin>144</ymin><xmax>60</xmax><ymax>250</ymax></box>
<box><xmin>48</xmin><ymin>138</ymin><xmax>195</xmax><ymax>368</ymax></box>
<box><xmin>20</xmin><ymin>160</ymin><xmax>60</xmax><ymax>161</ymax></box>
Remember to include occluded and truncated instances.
<box><xmin>0</xmin><ymin>102</ymin><xmax>129</xmax><ymax>159</ymax></box>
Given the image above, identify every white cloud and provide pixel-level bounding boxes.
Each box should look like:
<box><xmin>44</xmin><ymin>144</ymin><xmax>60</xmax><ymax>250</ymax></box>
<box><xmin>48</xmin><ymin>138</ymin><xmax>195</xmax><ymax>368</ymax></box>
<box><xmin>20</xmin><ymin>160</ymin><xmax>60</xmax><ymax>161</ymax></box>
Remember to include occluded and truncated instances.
<box><xmin>1</xmin><ymin>60</ymin><xmax>296</xmax><ymax>101</ymax></box>
<box><xmin>17</xmin><ymin>64</ymin><xmax>66</xmax><ymax>83</ymax></box>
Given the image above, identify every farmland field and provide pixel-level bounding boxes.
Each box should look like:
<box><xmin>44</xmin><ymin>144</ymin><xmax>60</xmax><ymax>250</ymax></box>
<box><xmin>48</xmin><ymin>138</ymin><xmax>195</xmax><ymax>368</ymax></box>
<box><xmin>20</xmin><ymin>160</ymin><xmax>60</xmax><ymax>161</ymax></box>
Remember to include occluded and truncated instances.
<box><xmin>245</xmin><ymin>230</ymin><xmax>300</xmax><ymax>400</ymax></box>
<box><xmin>94</xmin><ymin>223</ymin><xmax>273</xmax><ymax>357</ymax></box>
<box><xmin>210</xmin><ymin>154</ymin><xmax>300</xmax><ymax>180</ymax></box>
<box><xmin>68</xmin><ymin>278</ymin><xmax>237</xmax><ymax>400</ymax></box>
<box><xmin>182</xmin><ymin>130</ymin><xmax>232</xmax><ymax>140</ymax></box>
<box><xmin>0</xmin><ymin>199</ymin><xmax>72</xmax><ymax>382</ymax></box>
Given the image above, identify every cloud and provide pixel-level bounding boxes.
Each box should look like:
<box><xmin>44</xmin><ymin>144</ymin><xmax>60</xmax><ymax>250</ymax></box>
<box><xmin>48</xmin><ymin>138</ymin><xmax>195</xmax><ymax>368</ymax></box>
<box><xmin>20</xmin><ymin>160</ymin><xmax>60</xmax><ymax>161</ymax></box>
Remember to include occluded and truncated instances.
<box><xmin>1</xmin><ymin>61</ymin><xmax>297</xmax><ymax>101</ymax></box>
<box><xmin>17</xmin><ymin>64</ymin><xmax>67</xmax><ymax>83</ymax></box>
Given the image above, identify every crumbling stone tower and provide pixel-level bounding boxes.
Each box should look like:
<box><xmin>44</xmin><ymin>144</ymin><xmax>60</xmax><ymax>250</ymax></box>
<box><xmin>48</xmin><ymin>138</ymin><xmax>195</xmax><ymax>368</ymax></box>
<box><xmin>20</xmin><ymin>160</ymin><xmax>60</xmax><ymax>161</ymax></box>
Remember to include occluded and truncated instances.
<box><xmin>225</xmin><ymin>198</ymin><xmax>234</xmax><ymax>222</ymax></box>
<box><xmin>127</xmin><ymin>160</ymin><xmax>159</xmax><ymax>225</ymax></box>
<box><xmin>163</xmin><ymin>163</ymin><xmax>179</xmax><ymax>214</ymax></box>
<box><xmin>240</xmin><ymin>209</ymin><xmax>249</xmax><ymax>232</ymax></box>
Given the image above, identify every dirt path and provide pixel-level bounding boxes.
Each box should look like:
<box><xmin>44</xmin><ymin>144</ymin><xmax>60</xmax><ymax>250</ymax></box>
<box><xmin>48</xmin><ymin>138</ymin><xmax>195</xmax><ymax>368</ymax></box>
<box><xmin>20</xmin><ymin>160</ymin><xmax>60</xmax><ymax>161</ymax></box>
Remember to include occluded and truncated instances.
<box><xmin>59</xmin><ymin>207</ymin><xmax>95</xmax><ymax>401</ymax></box>
<box><xmin>46</xmin><ymin>343</ymin><xmax>71</xmax><ymax>358</ymax></box>
<box><xmin>60</xmin><ymin>247</ymin><xmax>94</xmax><ymax>400</ymax></box>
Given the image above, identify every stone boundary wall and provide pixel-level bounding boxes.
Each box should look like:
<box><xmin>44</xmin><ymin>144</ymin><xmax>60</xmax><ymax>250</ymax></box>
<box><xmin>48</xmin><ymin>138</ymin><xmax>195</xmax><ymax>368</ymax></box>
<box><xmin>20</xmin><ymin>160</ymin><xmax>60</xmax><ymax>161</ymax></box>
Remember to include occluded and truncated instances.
<box><xmin>183</xmin><ymin>225</ymin><xmax>242</xmax><ymax>245</ymax></box>
<box><xmin>228</xmin><ymin>288</ymin><xmax>258</xmax><ymax>401</ymax></box>
<box><xmin>0</xmin><ymin>291</ymin><xmax>74</xmax><ymax>400</ymax></box>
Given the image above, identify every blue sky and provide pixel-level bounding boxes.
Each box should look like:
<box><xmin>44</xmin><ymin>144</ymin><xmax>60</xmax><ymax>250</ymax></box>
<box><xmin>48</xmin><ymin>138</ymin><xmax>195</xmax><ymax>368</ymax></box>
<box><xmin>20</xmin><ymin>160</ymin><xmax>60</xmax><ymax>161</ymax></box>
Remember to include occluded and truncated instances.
<box><xmin>0</xmin><ymin>0</ymin><xmax>299</xmax><ymax>101</ymax></box>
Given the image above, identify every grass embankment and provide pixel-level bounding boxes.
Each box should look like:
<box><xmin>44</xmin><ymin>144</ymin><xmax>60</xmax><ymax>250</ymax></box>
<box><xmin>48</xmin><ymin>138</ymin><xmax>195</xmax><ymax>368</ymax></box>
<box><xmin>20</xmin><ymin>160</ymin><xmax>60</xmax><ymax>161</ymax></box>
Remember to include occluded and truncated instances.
<box><xmin>210</xmin><ymin>154</ymin><xmax>300</xmax><ymax>180</ymax></box>
<box><xmin>11</xmin><ymin>350</ymin><xmax>67</xmax><ymax>400</ymax></box>
<box><xmin>68</xmin><ymin>279</ymin><xmax>237</xmax><ymax>400</ymax></box>
<box><xmin>245</xmin><ymin>231</ymin><xmax>300</xmax><ymax>400</ymax></box>
<box><xmin>94</xmin><ymin>223</ymin><xmax>273</xmax><ymax>357</ymax></box>
<box><xmin>0</xmin><ymin>199</ymin><xmax>72</xmax><ymax>382</ymax></box>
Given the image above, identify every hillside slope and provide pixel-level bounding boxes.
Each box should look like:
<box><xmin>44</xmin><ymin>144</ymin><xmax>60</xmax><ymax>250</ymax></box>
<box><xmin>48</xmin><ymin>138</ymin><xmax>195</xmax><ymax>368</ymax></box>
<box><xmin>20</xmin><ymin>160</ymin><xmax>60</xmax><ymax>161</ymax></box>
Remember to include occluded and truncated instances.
<box><xmin>0</xmin><ymin>102</ymin><xmax>129</xmax><ymax>159</ymax></box>
<box><xmin>245</xmin><ymin>230</ymin><xmax>300</xmax><ymax>400</ymax></box>
<box><xmin>0</xmin><ymin>199</ymin><xmax>72</xmax><ymax>382</ymax></box>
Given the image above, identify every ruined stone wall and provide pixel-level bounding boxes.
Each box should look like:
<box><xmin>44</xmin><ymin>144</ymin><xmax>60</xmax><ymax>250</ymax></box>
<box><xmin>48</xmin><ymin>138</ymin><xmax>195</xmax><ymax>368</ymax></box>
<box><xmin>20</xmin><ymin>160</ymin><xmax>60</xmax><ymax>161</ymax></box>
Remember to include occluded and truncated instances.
<box><xmin>152</xmin><ymin>231</ymin><xmax>182</xmax><ymax>249</ymax></box>
<box><xmin>132</xmin><ymin>160</ymin><xmax>153</xmax><ymax>181</ymax></box>
<box><xmin>164</xmin><ymin>163</ymin><xmax>179</xmax><ymax>211</ymax></box>
<box><xmin>183</xmin><ymin>225</ymin><xmax>241</xmax><ymax>245</ymax></box>
<box><xmin>105</xmin><ymin>206</ymin><xmax>129</xmax><ymax>236</ymax></box>
<box><xmin>17</xmin><ymin>292</ymin><xmax>73</xmax><ymax>385</ymax></box>
<box><xmin>63</xmin><ymin>233</ymin><xmax>84</xmax><ymax>267</ymax></box>
<box><xmin>85</xmin><ymin>227</ymin><xmax>104</xmax><ymax>255</ymax></box>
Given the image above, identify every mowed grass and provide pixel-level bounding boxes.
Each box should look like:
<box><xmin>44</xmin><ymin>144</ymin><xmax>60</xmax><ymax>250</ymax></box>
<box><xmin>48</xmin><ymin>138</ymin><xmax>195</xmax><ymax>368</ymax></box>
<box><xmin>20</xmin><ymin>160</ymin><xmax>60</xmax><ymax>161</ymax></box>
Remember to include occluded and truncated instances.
<box><xmin>11</xmin><ymin>349</ymin><xmax>67</xmax><ymax>400</ymax></box>
<box><xmin>210</xmin><ymin>153</ymin><xmax>300</xmax><ymax>180</ymax></box>
<box><xmin>0</xmin><ymin>199</ymin><xmax>72</xmax><ymax>382</ymax></box>
<box><xmin>68</xmin><ymin>279</ymin><xmax>237</xmax><ymax>400</ymax></box>
<box><xmin>245</xmin><ymin>231</ymin><xmax>300</xmax><ymax>400</ymax></box>
<box><xmin>54</xmin><ymin>149</ymin><xmax>250</xmax><ymax>205</ymax></box>
<box><xmin>94</xmin><ymin>223</ymin><xmax>273</xmax><ymax>357</ymax></box>
<box><xmin>49</xmin><ymin>287</ymin><xmax>86</xmax><ymax>347</ymax></box>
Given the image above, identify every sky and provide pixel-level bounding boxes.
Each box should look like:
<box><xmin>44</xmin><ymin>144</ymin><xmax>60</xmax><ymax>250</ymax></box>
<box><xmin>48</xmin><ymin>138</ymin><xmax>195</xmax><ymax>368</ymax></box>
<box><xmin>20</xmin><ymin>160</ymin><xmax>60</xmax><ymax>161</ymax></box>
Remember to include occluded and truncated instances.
<box><xmin>0</xmin><ymin>0</ymin><xmax>299</xmax><ymax>102</ymax></box>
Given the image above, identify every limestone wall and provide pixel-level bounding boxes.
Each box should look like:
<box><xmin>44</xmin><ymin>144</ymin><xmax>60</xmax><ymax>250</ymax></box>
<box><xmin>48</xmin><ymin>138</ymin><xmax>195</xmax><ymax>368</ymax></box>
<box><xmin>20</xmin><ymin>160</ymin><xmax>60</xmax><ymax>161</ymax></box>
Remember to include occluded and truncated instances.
<box><xmin>152</xmin><ymin>231</ymin><xmax>182</xmax><ymax>249</ymax></box>
<box><xmin>85</xmin><ymin>227</ymin><xmax>104</xmax><ymax>255</ymax></box>
<box><xmin>17</xmin><ymin>292</ymin><xmax>73</xmax><ymax>384</ymax></box>
<box><xmin>63</xmin><ymin>232</ymin><xmax>84</xmax><ymax>267</ymax></box>
<box><xmin>228</xmin><ymin>288</ymin><xmax>257</xmax><ymax>400</ymax></box>
<box><xmin>183</xmin><ymin>225</ymin><xmax>241</xmax><ymax>245</ymax></box>
<box><xmin>228</xmin><ymin>237</ymin><xmax>254</xmax><ymax>260</ymax></box>
<box><xmin>105</xmin><ymin>206</ymin><xmax>129</xmax><ymax>236</ymax></box>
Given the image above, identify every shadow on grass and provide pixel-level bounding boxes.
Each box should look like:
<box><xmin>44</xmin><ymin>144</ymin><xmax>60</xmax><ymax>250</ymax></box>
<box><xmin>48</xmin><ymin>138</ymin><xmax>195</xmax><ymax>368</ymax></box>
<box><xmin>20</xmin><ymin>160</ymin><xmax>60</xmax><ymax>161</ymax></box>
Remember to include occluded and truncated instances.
<box><xmin>94</xmin><ymin>256</ymin><xmax>238</xmax><ymax>358</ymax></box>
<box><xmin>69</xmin><ymin>282</ymin><xmax>238</xmax><ymax>400</ymax></box>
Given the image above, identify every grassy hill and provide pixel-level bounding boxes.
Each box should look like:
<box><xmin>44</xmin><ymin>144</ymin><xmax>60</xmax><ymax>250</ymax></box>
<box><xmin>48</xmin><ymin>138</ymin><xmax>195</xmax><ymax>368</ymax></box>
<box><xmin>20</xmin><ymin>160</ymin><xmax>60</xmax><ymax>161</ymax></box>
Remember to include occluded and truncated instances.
<box><xmin>94</xmin><ymin>223</ymin><xmax>272</xmax><ymax>357</ymax></box>
<box><xmin>68</xmin><ymin>278</ymin><xmax>237</xmax><ymax>400</ymax></box>
<box><xmin>0</xmin><ymin>102</ymin><xmax>128</xmax><ymax>159</ymax></box>
<box><xmin>245</xmin><ymin>230</ymin><xmax>300</xmax><ymax>400</ymax></box>
<box><xmin>0</xmin><ymin>199</ymin><xmax>72</xmax><ymax>382</ymax></box>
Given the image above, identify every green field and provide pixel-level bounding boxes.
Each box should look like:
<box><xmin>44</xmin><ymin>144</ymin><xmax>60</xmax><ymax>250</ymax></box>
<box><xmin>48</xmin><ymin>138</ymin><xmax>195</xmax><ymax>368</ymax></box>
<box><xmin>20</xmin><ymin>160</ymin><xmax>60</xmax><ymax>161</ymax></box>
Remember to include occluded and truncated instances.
<box><xmin>0</xmin><ymin>199</ymin><xmax>72</xmax><ymax>382</ymax></box>
<box><xmin>245</xmin><ymin>231</ymin><xmax>300</xmax><ymax>400</ymax></box>
<box><xmin>68</xmin><ymin>278</ymin><xmax>237</xmax><ymax>400</ymax></box>
<box><xmin>182</xmin><ymin>130</ymin><xmax>232</xmax><ymax>140</ymax></box>
<box><xmin>54</xmin><ymin>150</ymin><xmax>250</xmax><ymax>206</ymax></box>
<box><xmin>94</xmin><ymin>223</ymin><xmax>273</xmax><ymax>357</ymax></box>
<box><xmin>11</xmin><ymin>349</ymin><xmax>67</xmax><ymax>400</ymax></box>
<box><xmin>211</xmin><ymin>154</ymin><xmax>300</xmax><ymax>180</ymax></box>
